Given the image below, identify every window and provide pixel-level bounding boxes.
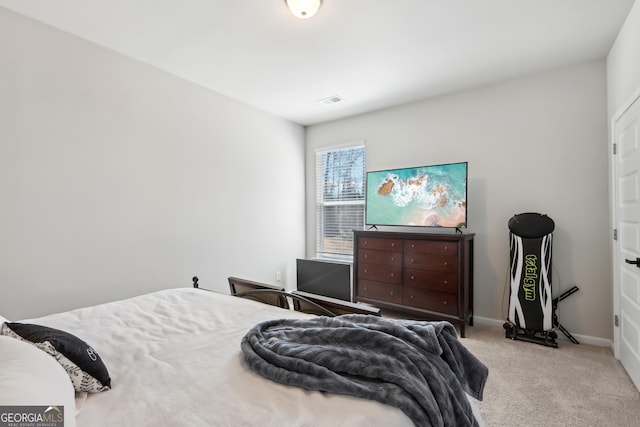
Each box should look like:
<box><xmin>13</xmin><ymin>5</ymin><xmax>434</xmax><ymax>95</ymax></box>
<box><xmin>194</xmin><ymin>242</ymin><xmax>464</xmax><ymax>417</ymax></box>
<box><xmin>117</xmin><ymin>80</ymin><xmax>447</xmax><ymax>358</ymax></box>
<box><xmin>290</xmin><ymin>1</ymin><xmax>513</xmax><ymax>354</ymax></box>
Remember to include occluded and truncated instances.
<box><xmin>315</xmin><ymin>142</ymin><xmax>365</xmax><ymax>260</ymax></box>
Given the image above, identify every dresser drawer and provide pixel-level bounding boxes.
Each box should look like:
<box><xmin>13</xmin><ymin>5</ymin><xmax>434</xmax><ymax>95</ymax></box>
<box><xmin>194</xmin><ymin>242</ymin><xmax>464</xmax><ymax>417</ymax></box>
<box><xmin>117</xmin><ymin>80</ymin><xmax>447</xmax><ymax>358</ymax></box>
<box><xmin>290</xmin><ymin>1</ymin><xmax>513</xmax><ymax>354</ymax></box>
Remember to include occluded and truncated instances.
<box><xmin>358</xmin><ymin>279</ymin><xmax>402</xmax><ymax>304</ymax></box>
<box><xmin>357</xmin><ymin>263</ymin><xmax>402</xmax><ymax>284</ymax></box>
<box><xmin>403</xmin><ymin>288</ymin><xmax>457</xmax><ymax>316</ymax></box>
<box><xmin>404</xmin><ymin>269</ymin><xmax>458</xmax><ymax>293</ymax></box>
<box><xmin>405</xmin><ymin>240</ymin><xmax>458</xmax><ymax>256</ymax></box>
<box><xmin>358</xmin><ymin>248</ymin><xmax>402</xmax><ymax>266</ymax></box>
<box><xmin>358</xmin><ymin>237</ymin><xmax>403</xmax><ymax>252</ymax></box>
<box><xmin>404</xmin><ymin>253</ymin><xmax>458</xmax><ymax>273</ymax></box>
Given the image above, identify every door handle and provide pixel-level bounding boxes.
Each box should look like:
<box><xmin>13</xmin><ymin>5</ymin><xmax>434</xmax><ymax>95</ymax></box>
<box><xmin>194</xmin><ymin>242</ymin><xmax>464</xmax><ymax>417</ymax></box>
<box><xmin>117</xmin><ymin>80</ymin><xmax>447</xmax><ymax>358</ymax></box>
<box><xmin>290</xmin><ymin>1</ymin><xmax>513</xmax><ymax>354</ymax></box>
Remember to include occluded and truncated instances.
<box><xmin>625</xmin><ymin>257</ymin><xmax>640</xmax><ymax>267</ymax></box>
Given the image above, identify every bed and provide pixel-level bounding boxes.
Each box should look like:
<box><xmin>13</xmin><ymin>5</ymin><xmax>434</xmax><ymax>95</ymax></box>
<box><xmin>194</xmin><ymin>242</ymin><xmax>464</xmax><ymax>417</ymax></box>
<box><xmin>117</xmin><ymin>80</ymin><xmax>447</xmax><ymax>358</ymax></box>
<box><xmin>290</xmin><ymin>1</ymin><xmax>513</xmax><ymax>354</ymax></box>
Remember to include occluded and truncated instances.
<box><xmin>0</xmin><ymin>278</ymin><xmax>487</xmax><ymax>427</ymax></box>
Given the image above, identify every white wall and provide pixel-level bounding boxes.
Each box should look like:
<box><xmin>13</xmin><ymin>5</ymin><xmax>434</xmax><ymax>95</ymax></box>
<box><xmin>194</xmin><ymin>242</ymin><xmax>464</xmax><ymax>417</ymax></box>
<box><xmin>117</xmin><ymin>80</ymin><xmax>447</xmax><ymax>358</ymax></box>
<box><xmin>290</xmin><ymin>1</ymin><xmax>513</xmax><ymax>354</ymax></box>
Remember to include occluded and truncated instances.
<box><xmin>306</xmin><ymin>61</ymin><xmax>611</xmax><ymax>340</ymax></box>
<box><xmin>0</xmin><ymin>8</ymin><xmax>306</xmax><ymax>319</ymax></box>
<box><xmin>607</xmin><ymin>0</ymin><xmax>640</xmax><ymax>117</ymax></box>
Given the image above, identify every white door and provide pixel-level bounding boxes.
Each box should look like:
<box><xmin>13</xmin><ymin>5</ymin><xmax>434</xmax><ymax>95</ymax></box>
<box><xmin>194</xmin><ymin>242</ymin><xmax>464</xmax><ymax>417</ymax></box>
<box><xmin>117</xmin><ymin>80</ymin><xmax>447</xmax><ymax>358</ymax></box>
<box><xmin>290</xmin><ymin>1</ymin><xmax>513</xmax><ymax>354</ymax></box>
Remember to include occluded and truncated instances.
<box><xmin>613</xmin><ymin>92</ymin><xmax>640</xmax><ymax>391</ymax></box>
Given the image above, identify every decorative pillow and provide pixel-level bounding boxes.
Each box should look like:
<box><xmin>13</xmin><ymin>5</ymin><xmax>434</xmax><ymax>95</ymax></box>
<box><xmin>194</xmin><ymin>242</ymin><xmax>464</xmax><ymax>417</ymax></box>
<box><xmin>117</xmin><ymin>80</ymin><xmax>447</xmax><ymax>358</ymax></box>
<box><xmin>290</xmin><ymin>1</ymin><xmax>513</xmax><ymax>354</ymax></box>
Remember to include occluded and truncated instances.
<box><xmin>0</xmin><ymin>335</ymin><xmax>77</xmax><ymax>427</ymax></box>
<box><xmin>0</xmin><ymin>322</ymin><xmax>111</xmax><ymax>393</ymax></box>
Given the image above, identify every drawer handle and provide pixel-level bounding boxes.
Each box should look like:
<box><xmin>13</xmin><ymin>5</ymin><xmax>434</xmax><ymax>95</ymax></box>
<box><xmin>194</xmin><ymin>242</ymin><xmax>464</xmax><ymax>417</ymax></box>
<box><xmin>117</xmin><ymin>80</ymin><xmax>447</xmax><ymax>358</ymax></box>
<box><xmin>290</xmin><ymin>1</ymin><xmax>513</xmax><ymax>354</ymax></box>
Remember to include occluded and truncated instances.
<box><xmin>443</xmin><ymin>262</ymin><xmax>448</xmax><ymax>267</ymax></box>
<box><xmin>391</xmin><ymin>242</ymin><xmax>396</xmax><ymax>247</ymax></box>
<box><xmin>364</xmin><ymin>269</ymin><xmax>368</xmax><ymax>273</ymax></box>
<box><xmin>443</xmin><ymin>280</ymin><xmax>448</xmax><ymax>285</ymax></box>
<box><xmin>411</xmin><ymin>243</ymin><xmax>415</xmax><ymax>248</ymax></box>
<box><xmin>390</xmin><ymin>291</ymin><xmax>394</xmax><ymax>296</ymax></box>
<box><xmin>364</xmin><ymin>254</ymin><xmax>368</xmax><ymax>258</ymax></box>
<box><xmin>364</xmin><ymin>286</ymin><xmax>368</xmax><ymax>291</ymax></box>
<box><xmin>410</xmin><ymin>295</ymin><xmax>414</xmax><ymax>299</ymax></box>
<box><xmin>389</xmin><ymin>273</ymin><xmax>395</xmax><ymax>278</ymax></box>
<box><xmin>410</xmin><ymin>258</ymin><xmax>415</xmax><ymax>263</ymax></box>
<box><xmin>364</xmin><ymin>240</ymin><xmax>368</xmax><ymax>245</ymax></box>
<box><xmin>443</xmin><ymin>301</ymin><xmax>447</xmax><ymax>305</ymax></box>
<box><xmin>410</xmin><ymin>275</ymin><xmax>415</xmax><ymax>280</ymax></box>
<box><xmin>444</xmin><ymin>246</ymin><xmax>448</xmax><ymax>251</ymax></box>
<box><xmin>390</xmin><ymin>256</ymin><xmax>395</xmax><ymax>261</ymax></box>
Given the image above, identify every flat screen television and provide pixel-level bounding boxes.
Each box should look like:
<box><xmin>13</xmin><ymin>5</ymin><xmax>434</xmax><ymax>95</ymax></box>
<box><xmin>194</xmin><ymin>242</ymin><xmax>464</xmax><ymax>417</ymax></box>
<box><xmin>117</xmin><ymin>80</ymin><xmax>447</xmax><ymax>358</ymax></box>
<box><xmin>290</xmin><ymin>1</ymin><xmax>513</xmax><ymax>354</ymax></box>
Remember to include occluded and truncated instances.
<box><xmin>365</xmin><ymin>161</ymin><xmax>468</xmax><ymax>228</ymax></box>
<box><xmin>296</xmin><ymin>258</ymin><xmax>351</xmax><ymax>301</ymax></box>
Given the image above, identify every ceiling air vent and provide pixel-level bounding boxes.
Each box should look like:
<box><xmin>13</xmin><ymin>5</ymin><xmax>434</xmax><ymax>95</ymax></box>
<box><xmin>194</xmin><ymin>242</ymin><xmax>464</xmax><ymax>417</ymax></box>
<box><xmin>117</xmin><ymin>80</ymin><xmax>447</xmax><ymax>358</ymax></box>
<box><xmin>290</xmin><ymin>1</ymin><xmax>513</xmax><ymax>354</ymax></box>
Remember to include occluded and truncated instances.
<box><xmin>318</xmin><ymin>95</ymin><xmax>344</xmax><ymax>106</ymax></box>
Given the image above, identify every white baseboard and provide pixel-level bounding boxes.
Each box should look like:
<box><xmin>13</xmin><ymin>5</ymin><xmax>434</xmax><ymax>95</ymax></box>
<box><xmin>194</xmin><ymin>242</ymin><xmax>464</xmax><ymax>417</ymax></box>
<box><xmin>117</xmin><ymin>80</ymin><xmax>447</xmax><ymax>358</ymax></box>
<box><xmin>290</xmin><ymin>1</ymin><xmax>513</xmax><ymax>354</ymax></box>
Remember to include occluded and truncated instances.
<box><xmin>472</xmin><ymin>316</ymin><xmax>613</xmax><ymax>349</ymax></box>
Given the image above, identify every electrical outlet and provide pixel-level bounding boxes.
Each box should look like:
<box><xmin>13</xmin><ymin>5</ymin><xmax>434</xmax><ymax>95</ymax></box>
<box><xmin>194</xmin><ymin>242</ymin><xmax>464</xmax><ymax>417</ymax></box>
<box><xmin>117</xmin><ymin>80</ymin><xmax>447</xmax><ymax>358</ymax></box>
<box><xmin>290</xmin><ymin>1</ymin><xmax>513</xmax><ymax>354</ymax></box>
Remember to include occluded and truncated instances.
<box><xmin>276</xmin><ymin>271</ymin><xmax>281</xmax><ymax>282</ymax></box>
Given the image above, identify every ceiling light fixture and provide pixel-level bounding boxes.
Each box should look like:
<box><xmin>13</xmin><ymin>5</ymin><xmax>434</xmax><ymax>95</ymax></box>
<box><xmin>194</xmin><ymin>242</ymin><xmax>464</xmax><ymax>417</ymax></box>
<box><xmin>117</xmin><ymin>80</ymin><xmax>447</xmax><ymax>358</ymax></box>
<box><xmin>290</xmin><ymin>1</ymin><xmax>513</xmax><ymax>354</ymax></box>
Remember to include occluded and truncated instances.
<box><xmin>285</xmin><ymin>0</ymin><xmax>322</xmax><ymax>19</ymax></box>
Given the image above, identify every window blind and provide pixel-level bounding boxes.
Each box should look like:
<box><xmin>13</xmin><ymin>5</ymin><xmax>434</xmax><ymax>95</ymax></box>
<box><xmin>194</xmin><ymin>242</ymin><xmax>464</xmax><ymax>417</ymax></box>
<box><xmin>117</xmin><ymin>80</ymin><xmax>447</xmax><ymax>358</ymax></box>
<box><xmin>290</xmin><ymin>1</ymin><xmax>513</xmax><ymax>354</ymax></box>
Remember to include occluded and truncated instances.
<box><xmin>315</xmin><ymin>142</ymin><xmax>365</xmax><ymax>259</ymax></box>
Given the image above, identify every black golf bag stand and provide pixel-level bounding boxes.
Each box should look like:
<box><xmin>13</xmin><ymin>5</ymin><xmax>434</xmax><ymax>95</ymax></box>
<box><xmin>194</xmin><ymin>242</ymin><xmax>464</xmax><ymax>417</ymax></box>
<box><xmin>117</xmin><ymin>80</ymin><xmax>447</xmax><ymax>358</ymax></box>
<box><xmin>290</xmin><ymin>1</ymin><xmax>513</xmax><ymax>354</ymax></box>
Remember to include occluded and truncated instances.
<box><xmin>503</xmin><ymin>213</ymin><xmax>579</xmax><ymax>348</ymax></box>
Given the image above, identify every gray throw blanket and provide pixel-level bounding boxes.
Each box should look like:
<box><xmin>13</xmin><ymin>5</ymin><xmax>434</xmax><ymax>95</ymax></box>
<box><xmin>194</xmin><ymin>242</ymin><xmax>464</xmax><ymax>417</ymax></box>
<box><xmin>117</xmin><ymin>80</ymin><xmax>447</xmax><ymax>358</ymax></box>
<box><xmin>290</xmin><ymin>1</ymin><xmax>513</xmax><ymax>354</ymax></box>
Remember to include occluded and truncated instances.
<box><xmin>241</xmin><ymin>314</ymin><xmax>488</xmax><ymax>427</ymax></box>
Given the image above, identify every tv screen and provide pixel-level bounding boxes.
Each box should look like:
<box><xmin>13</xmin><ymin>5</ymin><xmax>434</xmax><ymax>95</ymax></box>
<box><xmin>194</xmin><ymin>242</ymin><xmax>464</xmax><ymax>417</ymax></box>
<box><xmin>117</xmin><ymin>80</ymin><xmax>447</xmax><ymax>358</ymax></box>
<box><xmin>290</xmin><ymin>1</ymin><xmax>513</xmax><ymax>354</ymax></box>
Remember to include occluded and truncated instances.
<box><xmin>365</xmin><ymin>161</ymin><xmax>468</xmax><ymax>228</ymax></box>
<box><xmin>296</xmin><ymin>259</ymin><xmax>351</xmax><ymax>301</ymax></box>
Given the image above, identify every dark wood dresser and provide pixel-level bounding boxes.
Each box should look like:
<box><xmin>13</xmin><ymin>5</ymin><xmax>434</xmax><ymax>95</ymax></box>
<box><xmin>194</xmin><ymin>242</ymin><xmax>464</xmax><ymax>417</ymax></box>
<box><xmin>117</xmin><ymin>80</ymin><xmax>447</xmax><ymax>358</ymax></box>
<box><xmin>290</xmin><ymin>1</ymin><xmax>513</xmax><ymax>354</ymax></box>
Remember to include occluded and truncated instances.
<box><xmin>353</xmin><ymin>230</ymin><xmax>474</xmax><ymax>337</ymax></box>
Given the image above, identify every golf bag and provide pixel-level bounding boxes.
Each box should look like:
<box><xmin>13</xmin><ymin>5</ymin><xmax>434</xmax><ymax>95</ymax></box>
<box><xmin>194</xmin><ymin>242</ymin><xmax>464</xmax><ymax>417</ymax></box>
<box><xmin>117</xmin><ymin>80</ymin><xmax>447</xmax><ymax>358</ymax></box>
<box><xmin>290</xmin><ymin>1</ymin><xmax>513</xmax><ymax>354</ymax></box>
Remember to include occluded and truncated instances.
<box><xmin>503</xmin><ymin>212</ymin><xmax>558</xmax><ymax>347</ymax></box>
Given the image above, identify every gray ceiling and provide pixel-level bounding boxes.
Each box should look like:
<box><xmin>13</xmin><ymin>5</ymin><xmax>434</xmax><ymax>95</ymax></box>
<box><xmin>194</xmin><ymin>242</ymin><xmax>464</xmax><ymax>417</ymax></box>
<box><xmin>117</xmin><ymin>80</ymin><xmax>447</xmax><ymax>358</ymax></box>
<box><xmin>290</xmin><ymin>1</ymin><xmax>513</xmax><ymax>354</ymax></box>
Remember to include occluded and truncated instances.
<box><xmin>0</xmin><ymin>0</ymin><xmax>635</xmax><ymax>125</ymax></box>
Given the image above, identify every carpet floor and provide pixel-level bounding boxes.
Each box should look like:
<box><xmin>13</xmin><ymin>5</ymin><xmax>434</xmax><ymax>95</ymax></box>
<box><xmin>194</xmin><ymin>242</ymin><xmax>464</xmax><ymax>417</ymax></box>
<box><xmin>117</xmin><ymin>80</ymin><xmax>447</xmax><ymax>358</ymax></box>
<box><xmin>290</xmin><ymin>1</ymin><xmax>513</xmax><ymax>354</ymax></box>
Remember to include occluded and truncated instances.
<box><xmin>461</xmin><ymin>323</ymin><xmax>640</xmax><ymax>426</ymax></box>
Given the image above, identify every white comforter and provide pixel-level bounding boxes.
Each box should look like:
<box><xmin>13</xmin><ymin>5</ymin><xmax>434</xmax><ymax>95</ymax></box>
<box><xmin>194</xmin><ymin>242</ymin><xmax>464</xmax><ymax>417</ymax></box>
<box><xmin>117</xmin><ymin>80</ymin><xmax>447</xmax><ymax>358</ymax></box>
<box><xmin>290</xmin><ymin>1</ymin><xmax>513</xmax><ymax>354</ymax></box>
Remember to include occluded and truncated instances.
<box><xmin>21</xmin><ymin>288</ymin><xmax>482</xmax><ymax>426</ymax></box>
<box><xmin>21</xmin><ymin>288</ymin><xmax>415</xmax><ymax>426</ymax></box>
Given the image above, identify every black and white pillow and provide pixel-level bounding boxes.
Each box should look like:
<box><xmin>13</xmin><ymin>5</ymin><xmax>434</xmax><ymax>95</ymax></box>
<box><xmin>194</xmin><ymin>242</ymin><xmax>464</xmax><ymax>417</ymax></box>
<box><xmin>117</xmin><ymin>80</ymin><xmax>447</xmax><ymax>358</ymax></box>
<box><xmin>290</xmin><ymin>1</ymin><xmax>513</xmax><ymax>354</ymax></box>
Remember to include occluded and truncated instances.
<box><xmin>0</xmin><ymin>322</ymin><xmax>111</xmax><ymax>393</ymax></box>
